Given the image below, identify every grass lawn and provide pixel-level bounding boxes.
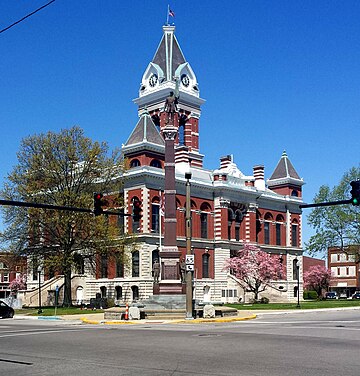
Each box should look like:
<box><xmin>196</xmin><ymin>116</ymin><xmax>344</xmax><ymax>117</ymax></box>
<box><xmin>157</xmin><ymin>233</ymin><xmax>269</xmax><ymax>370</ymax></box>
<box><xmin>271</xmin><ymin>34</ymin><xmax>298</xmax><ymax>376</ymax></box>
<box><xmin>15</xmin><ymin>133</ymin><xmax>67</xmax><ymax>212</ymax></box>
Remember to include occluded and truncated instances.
<box><xmin>15</xmin><ymin>307</ymin><xmax>104</xmax><ymax>316</ymax></box>
<box><xmin>226</xmin><ymin>300</ymin><xmax>360</xmax><ymax>310</ymax></box>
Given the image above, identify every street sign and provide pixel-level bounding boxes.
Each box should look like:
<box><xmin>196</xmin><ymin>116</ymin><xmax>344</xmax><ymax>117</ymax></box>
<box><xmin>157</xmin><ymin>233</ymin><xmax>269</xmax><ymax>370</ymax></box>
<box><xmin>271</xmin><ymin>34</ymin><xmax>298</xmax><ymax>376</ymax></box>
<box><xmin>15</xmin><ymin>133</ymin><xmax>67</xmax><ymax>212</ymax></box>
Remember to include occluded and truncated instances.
<box><xmin>186</xmin><ymin>264</ymin><xmax>194</xmax><ymax>272</ymax></box>
<box><xmin>185</xmin><ymin>255</ymin><xmax>194</xmax><ymax>265</ymax></box>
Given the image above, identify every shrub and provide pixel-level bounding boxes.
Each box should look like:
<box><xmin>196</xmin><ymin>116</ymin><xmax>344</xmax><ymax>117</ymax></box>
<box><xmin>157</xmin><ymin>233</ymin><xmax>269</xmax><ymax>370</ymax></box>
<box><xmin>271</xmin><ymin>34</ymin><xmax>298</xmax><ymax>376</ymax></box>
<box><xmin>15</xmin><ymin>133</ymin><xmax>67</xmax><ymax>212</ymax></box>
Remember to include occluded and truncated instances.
<box><xmin>259</xmin><ymin>297</ymin><xmax>269</xmax><ymax>304</ymax></box>
<box><xmin>303</xmin><ymin>290</ymin><xmax>318</xmax><ymax>300</ymax></box>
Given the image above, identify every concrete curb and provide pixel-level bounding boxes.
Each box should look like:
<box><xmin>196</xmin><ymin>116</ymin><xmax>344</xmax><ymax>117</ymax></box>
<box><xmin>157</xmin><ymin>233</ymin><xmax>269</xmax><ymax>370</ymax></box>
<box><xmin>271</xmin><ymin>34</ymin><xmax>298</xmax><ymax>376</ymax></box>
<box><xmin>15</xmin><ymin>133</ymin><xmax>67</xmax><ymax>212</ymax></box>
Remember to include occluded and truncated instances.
<box><xmin>80</xmin><ymin>314</ymin><xmax>257</xmax><ymax>325</ymax></box>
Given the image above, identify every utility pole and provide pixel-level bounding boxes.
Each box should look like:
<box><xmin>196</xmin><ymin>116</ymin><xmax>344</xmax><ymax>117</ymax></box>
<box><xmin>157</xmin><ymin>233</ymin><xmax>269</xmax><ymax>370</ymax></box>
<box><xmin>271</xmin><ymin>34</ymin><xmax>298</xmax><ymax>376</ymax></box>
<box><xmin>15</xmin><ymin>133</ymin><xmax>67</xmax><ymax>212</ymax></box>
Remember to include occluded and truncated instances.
<box><xmin>185</xmin><ymin>172</ymin><xmax>194</xmax><ymax>319</ymax></box>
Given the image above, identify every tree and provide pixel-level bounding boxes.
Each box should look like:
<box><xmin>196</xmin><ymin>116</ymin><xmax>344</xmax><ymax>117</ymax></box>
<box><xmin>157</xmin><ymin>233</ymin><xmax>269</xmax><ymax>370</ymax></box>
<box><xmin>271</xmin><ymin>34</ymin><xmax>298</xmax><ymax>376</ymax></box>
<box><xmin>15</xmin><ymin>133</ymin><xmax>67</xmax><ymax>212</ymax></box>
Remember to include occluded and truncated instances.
<box><xmin>9</xmin><ymin>275</ymin><xmax>26</xmax><ymax>294</ymax></box>
<box><xmin>223</xmin><ymin>244</ymin><xmax>283</xmax><ymax>301</ymax></box>
<box><xmin>0</xmin><ymin>126</ymin><xmax>133</xmax><ymax>306</ymax></box>
<box><xmin>303</xmin><ymin>265</ymin><xmax>332</xmax><ymax>298</ymax></box>
<box><xmin>306</xmin><ymin>166</ymin><xmax>360</xmax><ymax>258</ymax></box>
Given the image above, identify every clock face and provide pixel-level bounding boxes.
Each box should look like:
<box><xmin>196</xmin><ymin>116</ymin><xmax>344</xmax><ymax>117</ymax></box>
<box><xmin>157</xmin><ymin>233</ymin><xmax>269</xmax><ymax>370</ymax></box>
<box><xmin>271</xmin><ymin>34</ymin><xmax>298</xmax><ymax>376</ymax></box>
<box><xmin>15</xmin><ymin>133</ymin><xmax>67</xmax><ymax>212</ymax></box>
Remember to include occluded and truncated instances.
<box><xmin>181</xmin><ymin>74</ymin><xmax>190</xmax><ymax>87</ymax></box>
<box><xmin>149</xmin><ymin>74</ymin><xmax>158</xmax><ymax>87</ymax></box>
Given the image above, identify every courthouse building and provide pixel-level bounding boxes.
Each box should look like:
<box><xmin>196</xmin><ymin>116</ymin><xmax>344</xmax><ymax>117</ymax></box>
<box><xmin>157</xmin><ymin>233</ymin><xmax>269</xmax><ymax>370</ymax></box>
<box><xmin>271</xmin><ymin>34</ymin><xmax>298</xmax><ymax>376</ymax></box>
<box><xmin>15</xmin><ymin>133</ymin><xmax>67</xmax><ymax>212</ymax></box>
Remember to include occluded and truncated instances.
<box><xmin>25</xmin><ymin>24</ymin><xmax>305</xmax><ymax>306</ymax></box>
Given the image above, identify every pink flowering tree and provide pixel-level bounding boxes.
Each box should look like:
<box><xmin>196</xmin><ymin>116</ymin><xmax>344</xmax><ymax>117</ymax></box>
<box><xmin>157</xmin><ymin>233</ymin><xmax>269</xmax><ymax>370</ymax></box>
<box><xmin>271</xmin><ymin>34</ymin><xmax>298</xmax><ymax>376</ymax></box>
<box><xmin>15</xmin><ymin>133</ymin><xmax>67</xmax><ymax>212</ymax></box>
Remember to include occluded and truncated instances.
<box><xmin>303</xmin><ymin>265</ymin><xmax>332</xmax><ymax>298</ymax></box>
<box><xmin>223</xmin><ymin>244</ymin><xmax>284</xmax><ymax>301</ymax></box>
<box><xmin>9</xmin><ymin>275</ymin><xmax>26</xmax><ymax>294</ymax></box>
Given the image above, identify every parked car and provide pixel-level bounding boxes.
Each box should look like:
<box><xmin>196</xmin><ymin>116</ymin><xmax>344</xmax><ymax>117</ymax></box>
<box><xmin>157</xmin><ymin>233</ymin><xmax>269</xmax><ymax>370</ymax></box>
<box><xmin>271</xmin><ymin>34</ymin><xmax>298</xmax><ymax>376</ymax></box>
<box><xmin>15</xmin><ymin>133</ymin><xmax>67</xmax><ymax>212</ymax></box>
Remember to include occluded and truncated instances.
<box><xmin>351</xmin><ymin>292</ymin><xmax>360</xmax><ymax>300</ymax></box>
<box><xmin>325</xmin><ymin>292</ymin><xmax>338</xmax><ymax>300</ymax></box>
<box><xmin>0</xmin><ymin>300</ymin><xmax>15</xmax><ymax>318</ymax></box>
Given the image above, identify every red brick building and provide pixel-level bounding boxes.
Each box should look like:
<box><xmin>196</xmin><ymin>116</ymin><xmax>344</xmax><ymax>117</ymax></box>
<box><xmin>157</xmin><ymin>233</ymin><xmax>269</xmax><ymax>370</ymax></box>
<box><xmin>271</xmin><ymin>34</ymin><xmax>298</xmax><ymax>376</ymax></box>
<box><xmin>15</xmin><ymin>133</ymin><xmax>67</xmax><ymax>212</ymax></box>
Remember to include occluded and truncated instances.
<box><xmin>24</xmin><ymin>24</ymin><xmax>306</xmax><ymax>305</ymax></box>
<box><xmin>0</xmin><ymin>253</ymin><xmax>26</xmax><ymax>299</ymax></box>
<box><xmin>328</xmin><ymin>247</ymin><xmax>360</xmax><ymax>298</ymax></box>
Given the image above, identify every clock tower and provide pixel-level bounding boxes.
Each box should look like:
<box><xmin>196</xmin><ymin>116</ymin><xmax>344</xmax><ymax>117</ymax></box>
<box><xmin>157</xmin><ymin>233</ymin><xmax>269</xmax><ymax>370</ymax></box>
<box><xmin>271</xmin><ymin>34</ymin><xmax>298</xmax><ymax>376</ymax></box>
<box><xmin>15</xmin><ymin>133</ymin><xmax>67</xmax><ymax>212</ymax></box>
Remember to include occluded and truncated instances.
<box><xmin>133</xmin><ymin>25</ymin><xmax>205</xmax><ymax>168</ymax></box>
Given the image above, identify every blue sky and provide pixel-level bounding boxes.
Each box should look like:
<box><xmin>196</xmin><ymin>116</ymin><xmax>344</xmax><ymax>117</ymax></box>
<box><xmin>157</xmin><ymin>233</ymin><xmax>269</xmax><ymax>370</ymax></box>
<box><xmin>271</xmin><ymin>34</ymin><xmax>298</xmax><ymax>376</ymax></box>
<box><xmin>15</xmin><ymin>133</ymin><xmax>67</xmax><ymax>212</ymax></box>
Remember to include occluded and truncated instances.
<box><xmin>1</xmin><ymin>0</ymin><xmax>359</xmax><ymax>249</ymax></box>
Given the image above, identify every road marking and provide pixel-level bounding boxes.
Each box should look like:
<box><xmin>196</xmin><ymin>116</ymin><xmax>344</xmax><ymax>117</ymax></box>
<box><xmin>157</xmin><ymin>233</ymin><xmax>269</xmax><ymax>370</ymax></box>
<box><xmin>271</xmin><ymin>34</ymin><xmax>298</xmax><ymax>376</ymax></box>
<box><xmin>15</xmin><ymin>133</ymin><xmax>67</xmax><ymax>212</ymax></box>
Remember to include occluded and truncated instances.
<box><xmin>0</xmin><ymin>328</ymin><xmax>88</xmax><ymax>338</ymax></box>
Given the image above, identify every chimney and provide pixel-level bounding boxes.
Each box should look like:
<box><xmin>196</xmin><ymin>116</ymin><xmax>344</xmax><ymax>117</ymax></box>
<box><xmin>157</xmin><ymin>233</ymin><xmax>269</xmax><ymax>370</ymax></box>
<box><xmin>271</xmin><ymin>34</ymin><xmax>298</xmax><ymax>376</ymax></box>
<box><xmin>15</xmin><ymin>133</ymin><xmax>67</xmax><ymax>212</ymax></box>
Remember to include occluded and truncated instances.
<box><xmin>220</xmin><ymin>155</ymin><xmax>233</xmax><ymax>170</ymax></box>
<box><xmin>253</xmin><ymin>165</ymin><xmax>265</xmax><ymax>191</ymax></box>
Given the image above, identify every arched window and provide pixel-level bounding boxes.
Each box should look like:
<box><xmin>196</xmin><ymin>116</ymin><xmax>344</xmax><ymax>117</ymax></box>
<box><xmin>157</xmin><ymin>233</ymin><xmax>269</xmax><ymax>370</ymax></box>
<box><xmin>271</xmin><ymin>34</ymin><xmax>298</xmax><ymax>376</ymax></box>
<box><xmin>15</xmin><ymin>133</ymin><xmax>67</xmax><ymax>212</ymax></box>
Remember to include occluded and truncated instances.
<box><xmin>291</xmin><ymin>189</ymin><xmax>298</xmax><ymax>197</ymax></box>
<box><xmin>132</xmin><ymin>285</ymin><xmax>139</xmax><ymax>300</ymax></box>
<box><xmin>130</xmin><ymin>159</ymin><xmax>140</xmax><ymax>168</ymax></box>
<box><xmin>100</xmin><ymin>286</ymin><xmax>107</xmax><ymax>298</ymax></box>
<box><xmin>228</xmin><ymin>208</ymin><xmax>234</xmax><ymax>240</ymax></box>
<box><xmin>151</xmin><ymin>199</ymin><xmax>160</xmax><ymax>233</ymax></box>
<box><xmin>202</xmin><ymin>253</ymin><xmax>210</xmax><ymax>278</ymax></box>
<box><xmin>150</xmin><ymin>159</ymin><xmax>162</xmax><ymax>168</ymax></box>
<box><xmin>116</xmin><ymin>256</ymin><xmax>124</xmax><ymax>278</ymax></box>
<box><xmin>101</xmin><ymin>254</ymin><xmax>108</xmax><ymax>278</ymax></box>
<box><xmin>235</xmin><ymin>210</ymin><xmax>243</xmax><ymax>242</ymax></box>
<box><xmin>200</xmin><ymin>203</ymin><xmax>211</xmax><ymax>239</ymax></box>
<box><xmin>115</xmin><ymin>286</ymin><xmax>122</xmax><ymax>300</ymax></box>
<box><xmin>276</xmin><ymin>215</ymin><xmax>284</xmax><ymax>246</ymax></box>
<box><xmin>264</xmin><ymin>213</ymin><xmax>273</xmax><ymax>245</ymax></box>
<box><xmin>132</xmin><ymin>251</ymin><xmax>139</xmax><ymax>277</ymax></box>
<box><xmin>132</xmin><ymin>197</ymin><xmax>141</xmax><ymax>233</ymax></box>
<box><xmin>178</xmin><ymin>113</ymin><xmax>187</xmax><ymax>145</ymax></box>
<box><xmin>292</xmin><ymin>220</ymin><xmax>298</xmax><ymax>247</ymax></box>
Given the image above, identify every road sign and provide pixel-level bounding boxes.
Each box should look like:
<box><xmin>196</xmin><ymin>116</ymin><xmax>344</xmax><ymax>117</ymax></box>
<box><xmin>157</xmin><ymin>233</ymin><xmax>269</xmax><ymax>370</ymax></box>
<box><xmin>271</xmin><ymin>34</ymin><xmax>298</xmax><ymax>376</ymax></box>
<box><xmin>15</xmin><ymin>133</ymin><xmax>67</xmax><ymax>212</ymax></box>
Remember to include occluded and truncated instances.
<box><xmin>186</xmin><ymin>264</ymin><xmax>194</xmax><ymax>272</ymax></box>
<box><xmin>186</xmin><ymin>255</ymin><xmax>194</xmax><ymax>265</ymax></box>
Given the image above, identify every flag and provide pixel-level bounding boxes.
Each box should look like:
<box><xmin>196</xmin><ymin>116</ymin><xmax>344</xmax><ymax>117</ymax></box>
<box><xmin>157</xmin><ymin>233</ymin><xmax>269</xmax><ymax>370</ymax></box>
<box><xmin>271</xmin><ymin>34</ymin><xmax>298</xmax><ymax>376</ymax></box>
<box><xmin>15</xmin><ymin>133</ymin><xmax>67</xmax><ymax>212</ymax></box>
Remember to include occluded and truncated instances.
<box><xmin>169</xmin><ymin>9</ymin><xmax>175</xmax><ymax>17</ymax></box>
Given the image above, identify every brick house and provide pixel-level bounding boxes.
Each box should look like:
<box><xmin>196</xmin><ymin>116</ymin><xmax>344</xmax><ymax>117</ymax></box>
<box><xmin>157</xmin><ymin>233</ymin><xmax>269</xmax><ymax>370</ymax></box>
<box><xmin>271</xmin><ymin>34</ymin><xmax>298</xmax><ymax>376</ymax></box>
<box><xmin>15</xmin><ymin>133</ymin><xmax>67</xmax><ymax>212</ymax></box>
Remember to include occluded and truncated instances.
<box><xmin>328</xmin><ymin>247</ymin><xmax>360</xmax><ymax>298</ymax></box>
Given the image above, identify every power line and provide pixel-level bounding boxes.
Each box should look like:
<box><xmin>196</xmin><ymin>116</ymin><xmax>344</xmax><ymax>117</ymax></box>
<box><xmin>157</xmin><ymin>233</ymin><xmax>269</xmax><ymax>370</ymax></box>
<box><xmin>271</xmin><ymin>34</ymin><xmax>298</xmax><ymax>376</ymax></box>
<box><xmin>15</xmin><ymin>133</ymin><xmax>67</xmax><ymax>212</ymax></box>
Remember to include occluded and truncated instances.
<box><xmin>0</xmin><ymin>0</ymin><xmax>56</xmax><ymax>35</ymax></box>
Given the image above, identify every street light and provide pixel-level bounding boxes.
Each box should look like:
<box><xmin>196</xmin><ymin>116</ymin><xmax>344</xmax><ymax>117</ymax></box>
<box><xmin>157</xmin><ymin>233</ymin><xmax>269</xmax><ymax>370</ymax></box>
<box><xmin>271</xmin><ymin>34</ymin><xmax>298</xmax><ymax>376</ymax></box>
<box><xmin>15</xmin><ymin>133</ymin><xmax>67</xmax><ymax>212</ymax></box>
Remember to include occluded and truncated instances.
<box><xmin>294</xmin><ymin>257</ymin><xmax>300</xmax><ymax>308</ymax></box>
<box><xmin>185</xmin><ymin>171</ymin><xmax>194</xmax><ymax>319</ymax></box>
<box><xmin>38</xmin><ymin>265</ymin><xmax>42</xmax><ymax>314</ymax></box>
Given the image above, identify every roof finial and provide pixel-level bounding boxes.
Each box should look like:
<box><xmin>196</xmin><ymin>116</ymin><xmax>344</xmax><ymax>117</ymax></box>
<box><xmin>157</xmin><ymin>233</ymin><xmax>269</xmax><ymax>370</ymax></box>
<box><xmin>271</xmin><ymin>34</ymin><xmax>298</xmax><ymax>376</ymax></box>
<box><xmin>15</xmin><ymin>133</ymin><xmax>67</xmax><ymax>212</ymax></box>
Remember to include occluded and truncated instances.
<box><xmin>282</xmin><ymin>150</ymin><xmax>288</xmax><ymax>158</ymax></box>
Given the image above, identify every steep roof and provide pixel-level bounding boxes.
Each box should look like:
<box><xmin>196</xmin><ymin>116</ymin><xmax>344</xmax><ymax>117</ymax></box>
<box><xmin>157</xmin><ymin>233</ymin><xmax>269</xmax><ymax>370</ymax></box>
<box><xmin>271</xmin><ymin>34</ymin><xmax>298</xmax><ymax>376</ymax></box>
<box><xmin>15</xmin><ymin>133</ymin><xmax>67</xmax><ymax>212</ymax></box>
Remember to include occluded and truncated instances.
<box><xmin>124</xmin><ymin>112</ymin><xmax>164</xmax><ymax>147</ymax></box>
<box><xmin>152</xmin><ymin>25</ymin><xmax>186</xmax><ymax>81</ymax></box>
<box><xmin>268</xmin><ymin>151</ymin><xmax>304</xmax><ymax>186</ymax></box>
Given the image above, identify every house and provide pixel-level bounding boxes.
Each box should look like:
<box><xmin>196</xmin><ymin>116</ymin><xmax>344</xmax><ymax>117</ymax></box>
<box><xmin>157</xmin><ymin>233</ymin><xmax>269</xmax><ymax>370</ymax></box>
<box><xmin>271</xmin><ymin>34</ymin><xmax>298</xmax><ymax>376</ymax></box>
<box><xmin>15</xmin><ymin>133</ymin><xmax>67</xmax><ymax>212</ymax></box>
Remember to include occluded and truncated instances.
<box><xmin>328</xmin><ymin>246</ymin><xmax>360</xmax><ymax>298</ymax></box>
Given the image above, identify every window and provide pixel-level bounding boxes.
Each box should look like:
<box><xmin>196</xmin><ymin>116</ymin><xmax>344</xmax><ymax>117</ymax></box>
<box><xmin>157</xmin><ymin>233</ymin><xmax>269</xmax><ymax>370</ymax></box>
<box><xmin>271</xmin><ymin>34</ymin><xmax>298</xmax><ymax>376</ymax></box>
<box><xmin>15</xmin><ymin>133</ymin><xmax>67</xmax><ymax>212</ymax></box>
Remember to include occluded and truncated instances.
<box><xmin>101</xmin><ymin>255</ymin><xmax>108</xmax><ymax>278</ymax></box>
<box><xmin>132</xmin><ymin>285</ymin><xmax>139</xmax><ymax>300</ymax></box>
<box><xmin>151</xmin><ymin>202</ymin><xmax>160</xmax><ymax>233</ymax></box>
<box><xmin>200</xmin><ymin>213</ymin><xmax>208</xmax><ymax>238</ymax></box>
<box><xmin>116</xmin><ymin>257</ymin><xmax>124</xmax><ymax>278</ymax></box>
<box><xmin>291</xmin><ymin>190</ymin><xmax>298</xmax><ymax>197</ymax></box>
<box><xmin>235</xmin><ymin>226</ymin><xmax>240</xmax><ymax>241</ymax></box>
<box><xmin>132</xmin><ymin>251</ymin><xmax>139</xmax><ymax>277</ymax></box>
<box><xmin>264</xmin><ymin>213</ymin><xmax>273</xmax><ymax>245</ymax></box>
<box><xmin>294</xmin><ymin>285</ymin><xmax>298</xmax><ymax>298</ymax></box>
<box><xmin>202</xmin><ymin>253</ymin><xmax>210</xmax><ymax>278</ymax></box>
<box><xmin>292</xmin><ymin>222</ymin><xmax>298</xmax><ymax>247</ymax></box>
<box><xmin>264</xmin><ymin>222</ymin><xmax>270</xmax><ymax>244</ymax></box>
<box><xmin>150</xmin><ymin>159</ymin><xmax>162</xmax><ymax>168</ymax></box>
<box><xmin>100</xmin><ymin>286</ymin><xmax>107</xmax><ymax>298</ymax></box>
<box><xmin>130</xmin><ymin>159</ymin><xmax>140</xmax><ymax>168</ymax></box>
<box><xmin>32</xmin><ymin>258</ymin><xmax>39</xmax><ymax>281</ymax></box>
<box><xmin>115</xmin><ymin>286</ymin><xmax>122</xmax><ymax>300</ymax></box>
<box><xmin>3</xmin><ymin>273</ymin><xmax>9</xmax><ymax>282</ymax></box>
<box><xmin>275</xmin><ymin>215</ymin><xmax>284</xmax><ymax>246</ymax></box>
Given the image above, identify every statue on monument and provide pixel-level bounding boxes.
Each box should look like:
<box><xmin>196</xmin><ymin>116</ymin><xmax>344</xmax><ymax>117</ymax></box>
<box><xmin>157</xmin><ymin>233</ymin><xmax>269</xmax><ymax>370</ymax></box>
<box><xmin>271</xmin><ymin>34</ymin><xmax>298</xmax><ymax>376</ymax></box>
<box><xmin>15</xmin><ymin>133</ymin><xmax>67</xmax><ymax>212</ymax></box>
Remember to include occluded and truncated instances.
<box><xmin>179</xmin><ymin>257</ymin><xmax>186</xmax><ymax>283</ymax></box>
<box><xmin>164</xmin><ymin>91</ymin><xmax>178</xmax><ymax>124</ymax></box>
<box><xmin>153</xmin><ymin>259</ymin><xmax>160</xmax><ymax>284</ymax></box>
<box><xmin>164</xmin><ymin>78</ymin><xmax>180</xmax><ymax>124</ymax></box>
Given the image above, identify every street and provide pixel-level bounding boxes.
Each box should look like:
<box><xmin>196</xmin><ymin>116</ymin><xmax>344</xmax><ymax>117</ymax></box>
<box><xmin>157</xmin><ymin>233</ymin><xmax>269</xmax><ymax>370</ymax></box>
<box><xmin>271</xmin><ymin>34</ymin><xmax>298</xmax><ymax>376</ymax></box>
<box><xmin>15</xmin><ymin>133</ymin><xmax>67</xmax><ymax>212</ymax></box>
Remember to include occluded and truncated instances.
<box><xmin>1</xmin><ymin>309</ymin><xmax>360</xmax><ymax>375</ymax></box>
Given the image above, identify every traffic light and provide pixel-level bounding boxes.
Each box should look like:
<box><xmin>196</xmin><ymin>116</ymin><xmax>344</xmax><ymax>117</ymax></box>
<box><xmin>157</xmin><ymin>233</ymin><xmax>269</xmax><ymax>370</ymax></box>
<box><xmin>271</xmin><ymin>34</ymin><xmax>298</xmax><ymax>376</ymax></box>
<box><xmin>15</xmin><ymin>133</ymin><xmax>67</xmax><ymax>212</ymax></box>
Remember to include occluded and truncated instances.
<box><xmin>93</xmin><ymin>193</ymin><xmax>104</xmax><ymax>216</ymax></box>
<box><xmin>132</xmin><ymin>198</ymin><xmax>142</xmax><ymax>222</ymax></box>
<box><xmin>350</xmin><ymin>180</ymin><xmax>360</xmax><ymax>206</ymax></box>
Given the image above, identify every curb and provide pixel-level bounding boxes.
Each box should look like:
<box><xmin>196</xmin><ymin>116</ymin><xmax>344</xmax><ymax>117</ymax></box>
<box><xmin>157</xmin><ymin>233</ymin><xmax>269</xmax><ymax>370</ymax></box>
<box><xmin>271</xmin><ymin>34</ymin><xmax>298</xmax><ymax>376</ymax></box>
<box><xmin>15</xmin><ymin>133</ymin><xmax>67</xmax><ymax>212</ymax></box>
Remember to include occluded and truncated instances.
<box><xmin>80</xmin><ymin>314</ymin><xmax>257</xmax><ymax>325</ymax></box>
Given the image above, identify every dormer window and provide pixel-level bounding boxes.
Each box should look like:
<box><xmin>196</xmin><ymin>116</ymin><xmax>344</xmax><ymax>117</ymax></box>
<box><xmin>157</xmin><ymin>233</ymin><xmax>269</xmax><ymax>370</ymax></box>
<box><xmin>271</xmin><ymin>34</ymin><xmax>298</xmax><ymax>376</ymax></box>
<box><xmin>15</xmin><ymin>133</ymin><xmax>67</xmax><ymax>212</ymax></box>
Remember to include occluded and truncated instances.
<box><xmin>150</xmin><ymin>159</ymin><xmax>162</xmax><ymax>168</ymax></box>
<box><xmin>130</xmin><ymin>159</ymin><xmax>140</xmax><ymax>168</ymax></box>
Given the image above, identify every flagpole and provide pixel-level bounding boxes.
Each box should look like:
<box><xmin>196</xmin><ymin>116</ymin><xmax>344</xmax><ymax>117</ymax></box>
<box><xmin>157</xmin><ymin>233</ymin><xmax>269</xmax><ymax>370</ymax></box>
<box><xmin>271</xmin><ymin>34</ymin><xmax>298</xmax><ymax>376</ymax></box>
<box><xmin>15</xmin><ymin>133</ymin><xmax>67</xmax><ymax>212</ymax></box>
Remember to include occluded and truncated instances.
<box><xmin>166</xmin><ymin>4</ymin><xmax>169</xmax><ymax>25</ymax></box>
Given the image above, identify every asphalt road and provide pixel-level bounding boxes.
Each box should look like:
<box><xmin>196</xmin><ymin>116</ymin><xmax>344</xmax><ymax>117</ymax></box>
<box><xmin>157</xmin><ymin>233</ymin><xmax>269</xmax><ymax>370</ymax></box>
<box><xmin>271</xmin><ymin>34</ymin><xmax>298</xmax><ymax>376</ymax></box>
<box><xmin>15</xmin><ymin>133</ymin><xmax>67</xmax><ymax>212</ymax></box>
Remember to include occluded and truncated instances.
<box><xmin>1</xmin><ymin>309</ymin><xmax>360</xmax><ymax>376</ymax></box>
